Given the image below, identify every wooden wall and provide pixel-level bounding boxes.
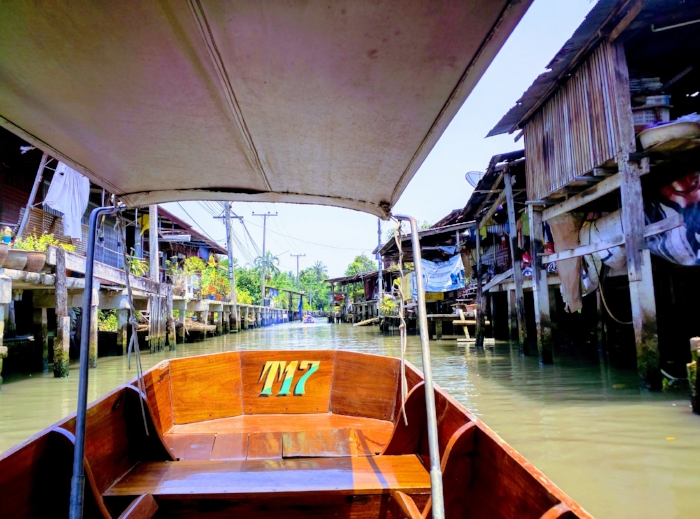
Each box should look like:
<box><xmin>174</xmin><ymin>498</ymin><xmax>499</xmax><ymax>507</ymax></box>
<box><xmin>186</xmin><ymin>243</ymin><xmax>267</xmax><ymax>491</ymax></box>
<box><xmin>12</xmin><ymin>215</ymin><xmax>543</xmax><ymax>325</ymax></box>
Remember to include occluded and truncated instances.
<box><xmin>524</xmin><ymin>41</ymin><xmax>622</xmax><ymax>201</ymax></box>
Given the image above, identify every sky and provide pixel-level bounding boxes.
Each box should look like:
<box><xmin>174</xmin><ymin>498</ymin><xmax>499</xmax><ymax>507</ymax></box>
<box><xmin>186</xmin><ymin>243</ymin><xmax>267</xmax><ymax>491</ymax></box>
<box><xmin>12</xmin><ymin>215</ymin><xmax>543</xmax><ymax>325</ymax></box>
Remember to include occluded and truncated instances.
<box><xmin>163</xmin><ymin>0</ymin><xmax>596</xmax><ymax>278</ymax></box>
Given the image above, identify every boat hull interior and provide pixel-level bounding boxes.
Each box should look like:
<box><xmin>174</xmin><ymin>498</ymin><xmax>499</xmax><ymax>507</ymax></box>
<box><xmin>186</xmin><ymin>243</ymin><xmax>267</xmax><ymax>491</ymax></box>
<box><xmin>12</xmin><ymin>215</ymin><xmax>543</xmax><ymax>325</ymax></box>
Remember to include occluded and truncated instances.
<box><xmin>0</xmin><ymin>350</ymin><xmax>591</xmax><ymax>518</ymax></box>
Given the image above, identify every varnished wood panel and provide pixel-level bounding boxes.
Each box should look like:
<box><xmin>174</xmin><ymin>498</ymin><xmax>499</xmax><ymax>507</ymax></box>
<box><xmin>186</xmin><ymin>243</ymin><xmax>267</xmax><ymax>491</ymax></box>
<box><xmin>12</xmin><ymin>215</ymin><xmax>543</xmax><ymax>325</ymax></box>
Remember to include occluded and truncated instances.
<box><xmin>331</xmin><ymin>351</ymin><xmax>399</xmax><ymax>421</ymax></box>
<box><xmin>240</xmin><ymin>350</ymin><xmax>335</xmax><ymax>414</ymax></box>
<box><xmin>105</xmin><ymin>455</ymin><xmax>431</xmax><ymax>499</ymax></box>
<box><xmin>169</xmin><ymin>352</ymin><xmax>243</xmax><ymax>424</ymax></box>
<box><xmin>169</xmin><ymin>413</ymin><xmax>393</xmax><ymax>437</ymax></box>
<box><xmin>247</xmin><ymin>431</ymin><xmax>282</xmax><ymax>459</ymax></box>
<box><xmin>423</xmin><ymin>422</ymin><xmax>476</xmax><ymax>519</ymax></box>
<box><xmin>164</xmin><ymin>434</ymin><xmax>215</xmax><ymax>461</ymax></box>
<box><xmin>61</xmin><ymin>386</ymin><xmax>172</xmax><ymax>495</ymax></box>
<box><xmin>117</xmin><ymin>493</ymin><xmax>158</xmax><ymax>519</ymax></box>
<box><xmin>151</xmin><ymin>494</ymin><xmax>430</xmax><ymax>519</ymax></box>
<box><xmin>389</xmin><ymin>491</ymin><xmax>423</xmax><ymax>519</ymax></box>
<box><xmin>211</xmin><ymin>433</ymin><xmax>248</xmax><ymax>461</ymax></box>
<box><xmin>0</xmin><ymin>430</ymin><xmax>73</xmax><ymax>519</ymax></box>
<box><xmin>282</xmin><ymin>428</ymin><xmax>371</xmax><ymax>458</ymax></box>
<box><xmin>464</xmin><ymin>428</ymin><xmax>560</xmax><ymax>519</ymax></box>
<box><xmin>394</xmin><ymin>361</ymin><xmax>424</xmax><ymax>423</ymax></box>
<box><xmin>142</xmin><ymin>361</ymin><xmax>173</xmax><ymax>435</ymax></box>
<box><xmin>383</xmin><ymin>382</ymin><xmax>426</xmax><ymax>456</ymax></box>
<box><xmin>417</xmin><ymin>385</ymin><xmax>471</xmax><ymax>468</ymax></box>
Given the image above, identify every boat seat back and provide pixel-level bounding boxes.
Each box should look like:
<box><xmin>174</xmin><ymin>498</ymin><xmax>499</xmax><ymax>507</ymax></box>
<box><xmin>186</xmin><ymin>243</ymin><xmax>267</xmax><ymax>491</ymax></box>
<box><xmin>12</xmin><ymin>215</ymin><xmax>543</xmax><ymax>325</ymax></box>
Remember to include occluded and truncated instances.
<box><xmin>0</xmin><ymin>427</ymin><xmax>107</xmax><ymax>519</ymax></box>
<box><xmin>151</xmin><ymin>350</ymin><xmax>402</xmax><ymax>429</ymax></box>
<box><xmin>60</xmin><ymin>386</ymin><xmax>172</xmax><ymax>496</ymax></box>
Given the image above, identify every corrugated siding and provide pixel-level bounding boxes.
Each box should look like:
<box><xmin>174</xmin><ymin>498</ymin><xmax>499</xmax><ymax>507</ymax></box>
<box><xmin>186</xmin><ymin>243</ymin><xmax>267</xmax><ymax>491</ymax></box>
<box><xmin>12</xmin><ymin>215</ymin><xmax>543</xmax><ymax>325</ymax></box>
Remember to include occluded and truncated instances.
<box><xmin>524</xmin><ymin>41</ymin><xmax>620</xmax><ymax>201</ymax></box>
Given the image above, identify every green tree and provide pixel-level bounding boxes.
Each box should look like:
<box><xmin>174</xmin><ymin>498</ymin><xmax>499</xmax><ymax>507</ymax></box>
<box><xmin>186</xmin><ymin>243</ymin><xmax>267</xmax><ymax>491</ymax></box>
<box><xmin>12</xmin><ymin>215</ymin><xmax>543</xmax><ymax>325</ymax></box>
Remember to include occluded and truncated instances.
<box><xmin>253</xmin><ymin>251</ymin><xmax>281</xmax><ymax>281</ymax></box>
<box><xmin>345</xmin><ymin>253</ymin><xmax>377</xmax><ymax>276</ymax></box>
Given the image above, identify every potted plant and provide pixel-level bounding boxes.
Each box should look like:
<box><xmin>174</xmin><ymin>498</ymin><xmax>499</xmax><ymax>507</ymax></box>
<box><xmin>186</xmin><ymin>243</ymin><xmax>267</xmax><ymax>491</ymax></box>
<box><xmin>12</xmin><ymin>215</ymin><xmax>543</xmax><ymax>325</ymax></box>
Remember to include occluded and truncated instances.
<box><xmin>166</xmin><ymin>259</ymin><xmax>187</xmax><ymax>296</ymax></box>
<box><xmin>201</xmin><ymin>262</ymin><xmax>230</xmax><ymax>301</ymax></box>
<box><xmin>12</xmin><ymin>234</ymin><xmax>75</xmax><ymax>272</ymax></box>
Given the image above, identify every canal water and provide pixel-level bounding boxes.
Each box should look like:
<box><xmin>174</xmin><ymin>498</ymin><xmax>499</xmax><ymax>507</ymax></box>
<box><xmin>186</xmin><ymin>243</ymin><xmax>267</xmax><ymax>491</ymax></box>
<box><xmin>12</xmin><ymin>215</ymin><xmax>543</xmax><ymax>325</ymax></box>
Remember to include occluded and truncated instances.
<box><xmin>0</xmin><ymin>319</ymin><xmax>698</xmax><ymax>518</ymax></box>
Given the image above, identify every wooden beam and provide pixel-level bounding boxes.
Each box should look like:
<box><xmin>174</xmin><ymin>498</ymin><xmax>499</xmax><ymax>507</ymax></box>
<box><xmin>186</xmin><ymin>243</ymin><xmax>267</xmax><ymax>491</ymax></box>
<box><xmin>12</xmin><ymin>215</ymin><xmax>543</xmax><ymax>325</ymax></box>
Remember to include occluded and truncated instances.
<box><xmin>53</xmin><ymin>248</ymin><xmax>70</xmax><ymax>377</ymax></box>
<box><xmin>504</xmin><ymin>169</ymin><xmax>527</xmax><ymax>352</ymax></box>
<box><xmin>542</xmin><ymin>173</ymin><xmax>621</xmax><ymax>221</ymax></box>
<box><xmin>541</xmin><ymin>214</ymin><xmax>683</xmax><ymax>263</ymax></box>
<box><xmin>45</xmin><ymin>246</ymin><xmax>163</xmax><ymax>295</ymax></box>
<box><xmin>478</xmin><ymin>189</ymin><xmax>507</xmax><ymax>229</ymax></box>
<box><xmin>528</xmin><ymin>206</ymin><xmax>552</xmax><ymax>364</ymax></box>
<box><xmin>482</xmin><ymin>269</ymin><xmax>513</xmax><ymax>293</ymax></box>
<box><xmin>609</xmin><ymin>0</ymin><xmax>645</xmax><ymax>41</ymax></box>
<box><xmin>473</xmin><ymin>220</ymin><xmax>484</xmax><ymax>347</ymax></box>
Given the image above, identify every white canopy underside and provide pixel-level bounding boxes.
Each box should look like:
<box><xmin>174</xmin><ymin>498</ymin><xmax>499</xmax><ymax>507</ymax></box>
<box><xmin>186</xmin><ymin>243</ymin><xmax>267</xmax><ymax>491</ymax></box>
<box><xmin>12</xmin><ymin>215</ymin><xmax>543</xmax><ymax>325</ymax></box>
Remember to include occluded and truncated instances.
<box><xmin>0</xmin><ymin>0</ymin><xmax>530</xmax><ymax>217</ymax></box>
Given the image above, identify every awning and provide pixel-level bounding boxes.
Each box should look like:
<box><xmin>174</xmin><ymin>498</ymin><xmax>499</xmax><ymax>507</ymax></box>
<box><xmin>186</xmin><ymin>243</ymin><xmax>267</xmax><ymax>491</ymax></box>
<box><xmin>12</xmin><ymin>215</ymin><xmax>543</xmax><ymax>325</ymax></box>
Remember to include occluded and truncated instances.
<box><xmin>0</xmin><ymin>0</ymin><xmax>532</xmax><ymax>217</ymax></box>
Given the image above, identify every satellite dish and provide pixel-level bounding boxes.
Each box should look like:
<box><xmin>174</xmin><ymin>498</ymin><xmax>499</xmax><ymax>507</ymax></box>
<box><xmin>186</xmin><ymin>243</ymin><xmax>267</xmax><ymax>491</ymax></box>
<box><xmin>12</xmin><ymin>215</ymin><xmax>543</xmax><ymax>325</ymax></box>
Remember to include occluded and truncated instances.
<box><xmin>465</xmin><ymin>171</ymin><xmax>484</xmax><ymax>188</ymax></box>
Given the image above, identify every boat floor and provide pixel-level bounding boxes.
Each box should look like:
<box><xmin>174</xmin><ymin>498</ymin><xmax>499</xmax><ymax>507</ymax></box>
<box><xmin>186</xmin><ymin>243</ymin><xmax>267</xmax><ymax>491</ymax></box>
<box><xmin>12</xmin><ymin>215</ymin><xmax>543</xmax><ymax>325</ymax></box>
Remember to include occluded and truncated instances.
<box><xmin>163</xmin><ymin>414</ymin><xmax>395</xmax><ymax>461</ymax></box>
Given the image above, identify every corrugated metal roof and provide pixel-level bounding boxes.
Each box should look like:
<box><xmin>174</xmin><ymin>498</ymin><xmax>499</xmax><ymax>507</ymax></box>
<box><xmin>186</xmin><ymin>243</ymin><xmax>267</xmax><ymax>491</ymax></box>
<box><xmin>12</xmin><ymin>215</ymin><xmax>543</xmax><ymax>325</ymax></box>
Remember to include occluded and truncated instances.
<box><xmin>487</xmin><ymin>0</ymin><xmax>620</xmax><ymax>137</ymax></box>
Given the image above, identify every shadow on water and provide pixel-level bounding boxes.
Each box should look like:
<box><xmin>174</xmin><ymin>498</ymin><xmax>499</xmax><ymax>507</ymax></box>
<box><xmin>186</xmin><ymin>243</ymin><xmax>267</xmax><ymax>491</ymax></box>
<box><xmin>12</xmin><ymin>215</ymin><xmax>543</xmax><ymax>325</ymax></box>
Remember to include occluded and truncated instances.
<box><xmin>0</xmin><ymin>318</ymin><xmax>698</xmax><ymax>518</ymax></box>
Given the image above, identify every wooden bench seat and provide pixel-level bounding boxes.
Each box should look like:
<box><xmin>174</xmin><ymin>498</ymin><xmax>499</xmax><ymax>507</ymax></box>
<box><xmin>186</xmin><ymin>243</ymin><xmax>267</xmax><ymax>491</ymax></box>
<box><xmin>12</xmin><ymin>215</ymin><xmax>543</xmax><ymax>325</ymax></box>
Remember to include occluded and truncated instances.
<box><xmin>104</xmin><ymin>455</ymin><xmax>430</xmax><ymax>500</ymax></box>
<box><xmin>163</xmin><ymin>413</ymin><xmax>395</xmax><ymax>461</ymax></box>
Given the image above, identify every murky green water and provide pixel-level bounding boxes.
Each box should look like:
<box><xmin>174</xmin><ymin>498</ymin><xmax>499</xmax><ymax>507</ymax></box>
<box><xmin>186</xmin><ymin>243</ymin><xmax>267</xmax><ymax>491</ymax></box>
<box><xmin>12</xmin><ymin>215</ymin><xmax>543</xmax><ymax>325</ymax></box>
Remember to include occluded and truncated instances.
<box><xmin>1</xmin><ymin>319</ymin><xmax>698</xmax><ymax>518</ymax></box>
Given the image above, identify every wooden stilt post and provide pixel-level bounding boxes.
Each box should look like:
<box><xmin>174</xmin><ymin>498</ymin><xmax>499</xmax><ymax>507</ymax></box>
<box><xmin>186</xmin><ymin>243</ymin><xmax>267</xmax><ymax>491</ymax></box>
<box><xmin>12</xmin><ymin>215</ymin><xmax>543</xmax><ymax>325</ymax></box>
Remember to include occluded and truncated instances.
<box><xmin>88</xmin><ymin>282</ymin><xmax>99</xmax><ymax>368</ymax></box>
<box><xmin>0</xmin><ymin>275</ymin><xmax>9</xmax><ymax>388</ymax></box>
<box><xmin>33</xmin><ymin>307</ymin><xmax>49</xmax><ymax>372</ymax></box>
<box><xmin>596</xmin><ymin>289</ymin><xmax>605</xmax><ymax>353</ymax></box>
<box><xmin>612</xmin><ymin>41</ymin><xmax>660</xmax><ymax>389</ymax></box>
<box><xmin>54</xmin><ymin>248</ymin><xmax>70</xmax><ymax>378</ymax></box>
<box><xmin>504</xmin><ymin>167</ymin><xmax>527</xmax><ymax>353</ymax></box>
<box><xmin>117</xmin><ymin>308</ymin><xmax>129</xmax><ymax>355</ymax></box>
<box><xmin>216</xmin><ymin>309</ymin><xmax>223</xmax><ymax>335</ymax></box>
<box><xmin>489</xmin><ymin>293</ymin><xmax>496</xmax><ymax>339</ymax></box>
<box><xmin>507</xmin><ymin>289</ymin><xmax>517</xmax><ymax>340</ymax></box>
<box><xmin>166</xmin><ymin>286</ymin><xmax>176</xmax><ymax>350</ymax></box>
<box><xmin>8</xmin><ymin>300</ymin><xmax>16</xmax><ymax>337</ymax></box>
<box><xmin>474</xmin><ymin>222</ymin><xmax>485</xmax><ymax>348</ymax></box>
<box><xmin>223</xmin><ymin>309</ymin><xmax>230</xmax><ymax>333</ymax></box>
<box><xmin>528</xmin><ymin>206</ymin><xmax>553</xmax><ymax>364</ymax></box>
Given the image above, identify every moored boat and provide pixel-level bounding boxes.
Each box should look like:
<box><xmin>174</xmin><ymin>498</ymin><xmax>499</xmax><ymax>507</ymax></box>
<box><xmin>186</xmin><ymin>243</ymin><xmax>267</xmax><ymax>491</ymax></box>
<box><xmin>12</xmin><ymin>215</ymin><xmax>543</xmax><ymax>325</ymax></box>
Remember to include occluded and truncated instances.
<box><xmin>0</xmin><ymin>350</ymin><xmax>592</xmax><ymax>518</ymax></box>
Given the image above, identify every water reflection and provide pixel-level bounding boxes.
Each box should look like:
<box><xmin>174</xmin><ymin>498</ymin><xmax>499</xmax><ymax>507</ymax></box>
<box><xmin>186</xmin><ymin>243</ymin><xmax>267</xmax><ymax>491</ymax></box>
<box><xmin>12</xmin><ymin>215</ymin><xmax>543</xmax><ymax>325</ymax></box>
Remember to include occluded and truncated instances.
<box><xmin>0</xmin><ymin>319</ymin><xmax>698</xmax><ymax>518</ymax></box>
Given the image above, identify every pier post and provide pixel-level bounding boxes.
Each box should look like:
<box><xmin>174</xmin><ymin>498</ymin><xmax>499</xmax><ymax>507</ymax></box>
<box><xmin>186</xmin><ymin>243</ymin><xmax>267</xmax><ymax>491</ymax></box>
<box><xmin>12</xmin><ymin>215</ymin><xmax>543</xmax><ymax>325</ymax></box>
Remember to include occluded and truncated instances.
<box><xmin>528</xmin><ymin>206</ymin><xmax>553</xmax><ymax>364</ymax></box>
<box><xmin>117</xmin><ymin>309</ymin><xmax>129</xmax><ymax>356</ymax></box>
<box><xmin>223</xmin><ymin>309</ymin><xmax>230</xmax><ymax>333</ymax></box>
<box><xmin>504</xmin><ymin>167</ymin><xmax>527</xmax><ymax>353</ymax></box>
<box><xmin>216</xmin><ymin>310</ymin><xmax>223</xmax><ymax>335</ymax></box>
<box><xmin>507</xmin><ymin>289</ymin><xmax>517</xmax><ymax>340</ymax></box>
<box><xmin>166</xmin><ymin>286</ymin><xmax>176</xmax><ymax>350</ymax></box>
<box><xmin>0</xmin><ymin>278</ymin><xmax>7</xmax><ymax>387</ymax></box>
<box><xmin>242</xmin><ymin>307</ymin><xmax>249</xmax><ymax>330</ymax></box>
<box><xmin>54</xmin><ymin>248</ymin><xmax>70</xmax><ymax>378</ymax></box>
<box><xmin>473</xmin><ymin>221</ymin><xmax>485</xmax><ymax>348</ymax></box>
<box><xmin>611</xmin><ymin>41</ymin><xmax>660</xmax><ymax>390</ymax></box>
<box><xmin>88</xmin><ymin>283</ymin><xmax>99</xmax><ymax>368</ymax></box>
<box><xmin>33</xmin><ymin>307</ymin><xmax>49</xmax><ymax>372</ymax></box>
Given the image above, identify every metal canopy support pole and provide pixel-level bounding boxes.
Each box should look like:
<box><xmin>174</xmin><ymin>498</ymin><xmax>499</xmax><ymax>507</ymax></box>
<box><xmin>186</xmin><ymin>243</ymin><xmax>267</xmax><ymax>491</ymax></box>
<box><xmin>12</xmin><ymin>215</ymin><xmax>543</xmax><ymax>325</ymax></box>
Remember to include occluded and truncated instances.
<box><xmin>17</xmin><ymin>152</ymin><xmax>49</xmax><ymax>239</ymax></box>
<box><xmin>69</xmin><ymin>206</ymin><xmax>118</xmax><ymax>519</ymax></box>
<box><xmin>395</xmin><ymin>213</ymin><xmax>445</xmax><ymax>519</ymax></box>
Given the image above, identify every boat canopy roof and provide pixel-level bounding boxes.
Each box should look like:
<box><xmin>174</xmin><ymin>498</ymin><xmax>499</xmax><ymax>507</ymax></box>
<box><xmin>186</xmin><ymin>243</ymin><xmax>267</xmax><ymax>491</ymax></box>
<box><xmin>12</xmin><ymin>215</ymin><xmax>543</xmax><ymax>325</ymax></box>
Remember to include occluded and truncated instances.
<box><xmin>0</xmin><ymin>1</ymin><xmax>530</xmax><ymax>218</ymax></box>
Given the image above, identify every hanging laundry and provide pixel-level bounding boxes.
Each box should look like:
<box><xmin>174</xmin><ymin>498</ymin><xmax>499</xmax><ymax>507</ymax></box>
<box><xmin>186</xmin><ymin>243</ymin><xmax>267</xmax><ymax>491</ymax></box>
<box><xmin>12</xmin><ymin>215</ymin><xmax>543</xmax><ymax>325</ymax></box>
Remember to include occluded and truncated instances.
<box><xmin>43</xmin><ymin>162</ymin><xmax>90</xmax><ymax>240</ymax></box>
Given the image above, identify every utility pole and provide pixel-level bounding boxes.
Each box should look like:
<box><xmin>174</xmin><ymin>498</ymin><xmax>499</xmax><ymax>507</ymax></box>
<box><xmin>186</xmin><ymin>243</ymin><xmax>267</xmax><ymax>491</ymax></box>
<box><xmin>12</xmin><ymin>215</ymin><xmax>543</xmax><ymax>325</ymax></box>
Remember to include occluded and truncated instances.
<box><xmin>223</xmin><ymin>203</ymin><xmax>244</xmax><ymax>304</ymax></box>
<box><xmin>252</xmin><ymin>212</ymin><xmax>277</xmax><ymax>306</ymax></box>
<box><xmin>290</xmin><ymin>253</ymin><xmax>306</xmax><ymax>288</ymax></box>
<box><xmin>377</xmin><ymin>218</ymin><xmax>383</xmax><ymax>301</ymax></box>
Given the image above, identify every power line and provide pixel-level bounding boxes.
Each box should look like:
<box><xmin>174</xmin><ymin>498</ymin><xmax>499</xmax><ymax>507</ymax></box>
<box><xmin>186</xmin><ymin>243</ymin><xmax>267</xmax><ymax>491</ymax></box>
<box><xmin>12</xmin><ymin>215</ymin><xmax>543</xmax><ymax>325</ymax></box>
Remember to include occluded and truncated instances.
<box><xmin>175</xmin><ymin>202</ymin><xmax>223</xmax><ymax>245</ymax></box>
<box><xmin>243</xmin><ymin>218</ymin><xmax>370</xmax><ymax>251</ymax></box>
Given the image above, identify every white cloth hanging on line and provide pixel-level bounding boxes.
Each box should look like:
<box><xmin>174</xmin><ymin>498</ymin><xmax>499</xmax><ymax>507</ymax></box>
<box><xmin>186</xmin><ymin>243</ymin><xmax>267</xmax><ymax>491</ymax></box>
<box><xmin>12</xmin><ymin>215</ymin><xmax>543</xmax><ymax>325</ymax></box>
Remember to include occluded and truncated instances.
<box><xmin>43</xmin><ymin>162</ymin><xmax>90</xmax><ymax>240</ymax></box>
